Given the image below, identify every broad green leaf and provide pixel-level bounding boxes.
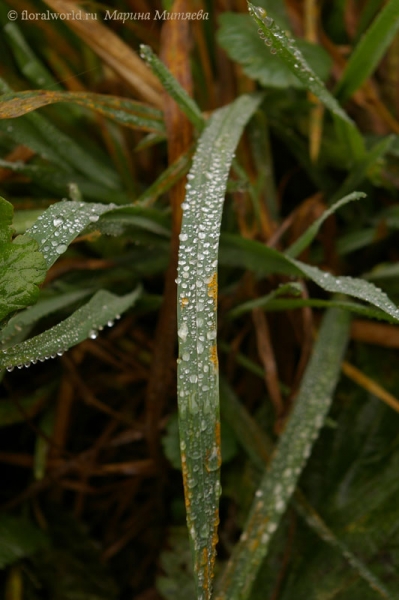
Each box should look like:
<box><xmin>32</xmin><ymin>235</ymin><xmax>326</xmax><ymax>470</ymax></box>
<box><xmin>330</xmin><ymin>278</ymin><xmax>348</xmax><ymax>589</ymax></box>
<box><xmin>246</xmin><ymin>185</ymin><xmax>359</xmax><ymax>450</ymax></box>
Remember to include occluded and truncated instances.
<box><xmin>157</xmin><ymin>527</ymin><xmax>196</xmax><ymax>600</ymax></box>
<box><xmin>217</xmin><ymin>13</ymin><xmax>332</xmax><ymax>89</ymax></box>
<box><xmin>247</xmin><ymin>3</ymin><xmax>352</xmax><ymax>124</ymax></box>
<box><xmin>176</xmin><ymin>93</ymin><xmax>262</xmax><ymax>600</ymax></box>
<box><xmin>0</xmin><ymin>197</ymin><xmax>46</xmax><ymax>323</ymax></box>
<box><xmin>0</xmin><ymin>90</ymin><xmax>165</xmax><ymax>134</ymax></box>
<box><xmin>219</xmin><ymin>233</ymin><xmax>399</xmax><ymax>323</ymax></box>
<box><xmin>140</xmin><ymin>45</ymin><xmax>205</xmax><ymax>131</ymax></box>
<box><xmin>0</xmin><ymin>514</ymin><xmax>48</xmax><ymax>568</ymax></box>
<box><xmin>215</xmin><ymin>307</ymin><xmax>351</xmax><ymax>600</ymax></box>
<box><xmin>0</xmin><ymin>288</ymin><xmax>141</xmax><ymax>371</ymax></box>
<box><xmin>335</xmin><ymin>0</ymin><xmax>399</xmax><ymax>103</ymax></box>
<box><xmin>286</xmin><ymin>192</ymin><xmax>365</xmax><ymax>258</ymax></box>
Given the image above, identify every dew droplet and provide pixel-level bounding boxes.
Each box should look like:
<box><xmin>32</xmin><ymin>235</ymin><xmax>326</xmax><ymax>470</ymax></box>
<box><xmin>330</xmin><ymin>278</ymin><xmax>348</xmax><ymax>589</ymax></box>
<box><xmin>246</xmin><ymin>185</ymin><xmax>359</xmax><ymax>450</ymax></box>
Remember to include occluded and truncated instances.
<box><xmin>56</xmin><ymin>244</ymin><xmax>68</xmax><ymax>254</ymax></box>
<box><xmin>89</xmin><ymin>330</ymin><xmax>98</xmax><ymax>340</ymax></box>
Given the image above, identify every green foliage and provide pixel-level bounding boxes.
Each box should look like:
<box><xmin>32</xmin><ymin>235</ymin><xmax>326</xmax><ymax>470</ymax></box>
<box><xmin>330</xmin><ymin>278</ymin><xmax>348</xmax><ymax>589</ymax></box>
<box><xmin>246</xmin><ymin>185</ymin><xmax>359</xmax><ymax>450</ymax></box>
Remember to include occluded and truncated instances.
<box><xmin>0</xmin><ymin>0</ymin><xmax>399</xmax><ymax>598</ymax></box>
<box><xmin>0</xmin><ymin>513</ymin><xmax>48</xmax><ymax>569</ymax></box>
<box><xmin>0</xmin><ymin>197</ymin><xmax>46</xmax><ymax>323</ymax></box>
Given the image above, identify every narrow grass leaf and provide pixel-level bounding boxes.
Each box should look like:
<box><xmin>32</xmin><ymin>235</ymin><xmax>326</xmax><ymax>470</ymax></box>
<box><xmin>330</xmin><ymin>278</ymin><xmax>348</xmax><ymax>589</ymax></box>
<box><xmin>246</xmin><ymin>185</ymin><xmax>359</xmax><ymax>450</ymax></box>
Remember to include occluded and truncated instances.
<box><xmin>335</xmin><ymin>0</ymin><xmax>399</xmax><ymax>103</ymax></box>
<box><xmin>27</xmin><ymin>200</ymin><xmax>119</xmax><ymax>268</ymax></box>
<box><xmin>0</xmin><ymin>90</ymin><xmax>165</xmax><ymax>134</ymax></box>
<box><xmin>215</xmin><ymin>307</ymin><xmax>351</xmax><ymax>600</ymax></box>
<box><xmin>177</xmin><ymin>93</ymin><xmax>262</xmax><ymax>600</ymax></box>
<box><xmin>140</xmin><ymin>45</ymin><xmax>205</xmax><ymax>131</ymax></box>
<box><xmin>217</xmin><ymin>13</ymin><xmax>332</xmax><ymax>90</ymax></box>
<box><xmin>247</xmin><ymin>2</ymin><xmax>352</xmax><ymax>124</ymax></box>
<box><xmin>231</xmin><ymin>296</ymin><xmax>398</xmax><ymax>324</ymax></box>
<box><xmin>0</xmin><ymin>289</ymin><xmax>93</xmax><ymax>347</ymax></box>
<box><xmin>220</xmin><ymin>379</ymin><xmax>394</xmax><ymax>599</ymax></box>
<box><xmin>228</xmin><ymin>282</ymin><xmax>302</xmax><ymax>319</ymax></box>
<box><xmin>219</xmin><ymin>233</ymin><xmax>399</xmax><ymax>322</ymax></box>
<box><xmin>286</xmin><ymin>192</ymin><xmax>365</xmax><ymax>257</ymax></box>
<box><xmin>0</xmin><ymin>288</ymin><xmax>141</xmax><ymax>371</ymax></box>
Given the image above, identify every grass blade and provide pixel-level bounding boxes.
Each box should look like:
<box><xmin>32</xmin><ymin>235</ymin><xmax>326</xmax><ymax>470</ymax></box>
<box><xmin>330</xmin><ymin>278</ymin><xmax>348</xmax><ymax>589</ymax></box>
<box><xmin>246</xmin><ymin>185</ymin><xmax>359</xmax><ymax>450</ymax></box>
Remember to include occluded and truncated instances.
<box><xmin>247</xmin><ymin>2</ymin><xmax>351</xmax><ymax>124</ymax></box>
<box><xmin>140</xmin><ymin>44</ymin><xmax>205</xmax><ymax>131</ymax></box>
<box><xmin>0</xmin><ymin>288</ymin><xmax>141</xmax><ymax>372</ymax></box>
<box><xmin>220</xmin><ymin>379</ymin><xmax>395</xmax><ymax>599</ymax></box>
<box><xmin>286</xmin><ymin>191</ymin><xmax>365</xmax><ymax>257</ymax></box>
<box><xmin>176</xmin><ymin>93</ymin><xmax>262</xmax><ymax>600</ymax></box>
<box><xmin>0</xmin><ymin>90</ymin><xmax>165</xmax><ymax>134</ymax></box>
<box><xmin>335</xmin><ymin>0</ymin><xmax>399</xmax><ymax>103</ymax></box>
<box><xmin>215</xmin><ymin>307</ymin><xmax>351</xmax><ymax>600</ymax></box>
<box><xmin>219</xmin><ymin>233</ymin><xmax>399</xmax><ymax>323</ymax></box>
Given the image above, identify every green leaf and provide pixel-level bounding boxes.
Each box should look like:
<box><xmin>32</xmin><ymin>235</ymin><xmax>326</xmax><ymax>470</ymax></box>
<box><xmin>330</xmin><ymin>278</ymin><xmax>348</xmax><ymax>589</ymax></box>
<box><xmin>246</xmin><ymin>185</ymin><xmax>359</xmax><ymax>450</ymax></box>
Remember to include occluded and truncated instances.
<box><xmin>335</xmin><ymin>0</ymin><xmax>399</xmax><ymax>103</ymax></box>
<box><xmin>0</xmin><ymin>197</ymin><xmax>46</xmax><ymax>323</ymax></box>
<box><xmin>177</xmin><ymin>93</ymin><xmax>262</xmax><ymax>600</ymax></box>
<box><xmin>217</xmin><ymin>13</ymin><xmax>332</xmax><ymax>89</ymax></box>
<box><xmin>0</xmin><ymin>90</ymin><xmax>165</xmax><ymax>134</ymax></box>
<box><xmin>215</xmin><ymin>307</ymin><xmax>351</xmax><ymax>600</ymax></box>
<box><xmin>0</xmin><ymin>289</ymin><xmax>93</xmax><ymax>347</ymax></box>
<box><xmin>219</xmin><ymin>233</ymin><xmax>399</xmax><ymax>323</ymax></box>
<box><xmin>0</xmin><ymin>513</ymin><xmax>48</xmax><ymax>568</ymax></box>
<box><xmin>286</xmin><ymin>192</ymin><xmax>366</xmax><ymax>257</ymax></box>
<box><xmin>140</xmin><ymin>45</ymin><xmax>205</xmax><ymax>131</ymax></box>
<box><xmin>247</xmin><ymin>3</ymin><xmax>352</xmax><ymax>124</ymax></box>
<box><xmin>0</xmin><ymin>288</ymin><xmax>141</xmax><ymax>371</ymax></box>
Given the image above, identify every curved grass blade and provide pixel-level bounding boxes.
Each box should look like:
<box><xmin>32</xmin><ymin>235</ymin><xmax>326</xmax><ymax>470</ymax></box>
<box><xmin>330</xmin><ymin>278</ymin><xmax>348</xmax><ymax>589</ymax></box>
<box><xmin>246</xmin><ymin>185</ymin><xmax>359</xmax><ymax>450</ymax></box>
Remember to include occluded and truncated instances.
<box><xmin>0</xmin><ymin>90</ymin><xmax>165</xmax><ymax>134</ymax></box>
<box><xmin>176</xmin><ymin>93</ymin><xmax>262</xmax><ymax>600</ymax></box>
<box><xmin>335</xmin><ymin>0</ymin><xmax>399</xmax><ymax>103</ymax></box>
<box><xmin>26</xmin><ymin>200</ymin><xmax>170</xmax><ymax>268</ymax></box>
<box><xmin>0</xmin><ymin>289</ymin><xmax>93</xmax><ymax>347</ymax></box>
<box><xmin>0</xmin><ymin>288</ymin><xmax>141</xmax><ymax>371</ymax></box>
<box><xmin>219</xmin><ymin>233</ymin><xmax>399</xmax><ymax>323</ymax></box>
<box><xmin>286</xmin><ymin>192</ymin><xmax>365</xmax><ymax>258</ymax></box>
<box><xmin>140</xmin><ymin>45</ymin><xmax>205</xmax><ymax>131</ymax></box>
<box><xmin>215</xmin><ymin>307</ymin><xmax>351</xmax><ymax>600</ymax></box>
<box><xmin>26</xmin><ymin>200</ymin><xmax>119</xmax><ymax>268</ymax></box>
<box><xmin>247</xmin><ymin>2</ymin><xmax>351</xmax><ymax>124</ymax></box>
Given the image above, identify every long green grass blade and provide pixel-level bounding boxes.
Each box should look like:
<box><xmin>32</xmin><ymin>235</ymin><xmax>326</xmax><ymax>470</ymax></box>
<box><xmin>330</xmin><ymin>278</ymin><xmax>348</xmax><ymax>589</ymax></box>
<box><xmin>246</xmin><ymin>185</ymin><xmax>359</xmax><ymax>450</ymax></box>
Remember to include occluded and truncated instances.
<box><xmin>140</xmin><ymin>44</ymin><xmax>205</xmax><ymax>131</ymax></box>
<box><xmin>219</xmin><ymin>233</ymin><xmax>399</xmax><ymax>322</ymax></box>
<box><xmin>215</xmin><ymin>307</ymin><xmax>351</xmax><ymax>600</ymax></box>
<box><xmin>247</xmin><ymin>2</ymin><xmax>351</xmax><ymax>124</ymax></box>
<box><xmin>176</xmin><ymin>93</ymin><xmax>262</xmax><ymax>600</ymax></box>
<box><xmin>0</xmin><ymin>288</ymin><xmax>141</xmax><ymax>371</ymax></box>
<box><xmin>335</xmin><ymin>0</ymin><xmax>399</xmax><ymax>103</ymax></box>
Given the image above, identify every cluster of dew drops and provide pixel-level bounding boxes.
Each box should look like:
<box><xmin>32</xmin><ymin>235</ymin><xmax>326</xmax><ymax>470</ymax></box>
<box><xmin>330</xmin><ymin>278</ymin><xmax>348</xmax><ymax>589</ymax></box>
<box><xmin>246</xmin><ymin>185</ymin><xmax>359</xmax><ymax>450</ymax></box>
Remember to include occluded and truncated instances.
<box><xmin>175</xmin><ymin>136</ymin><xmax>228</xmax><ymax>399</ymax></box>
<box><xmin>27</xmin><ymin>201</ymin><xmax>116</xmax><ymax>263</ymax></box>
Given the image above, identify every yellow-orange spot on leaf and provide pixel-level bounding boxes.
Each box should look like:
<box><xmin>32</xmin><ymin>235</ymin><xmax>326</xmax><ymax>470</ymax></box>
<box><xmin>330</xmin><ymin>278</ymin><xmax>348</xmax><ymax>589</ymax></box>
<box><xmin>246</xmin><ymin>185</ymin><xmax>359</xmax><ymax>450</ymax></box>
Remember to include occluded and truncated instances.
<box><xmin>207</xmin><ymin>272</ymin><xmax>218</xmax><ymax>307</ymax></box>
<box><xmin>210</xmin><ymin>345</ymin><xmax>218</xmax><ymax>370</ymax></box>
<box><xmin>180</xmin><ymin>297</ymin><xmax>189</xmax><ymax>308</ymax></box>
<box><xmin>180</xmin><ymin>451</ymin><xmax>191</xmax><ymax>512</ymax></box>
